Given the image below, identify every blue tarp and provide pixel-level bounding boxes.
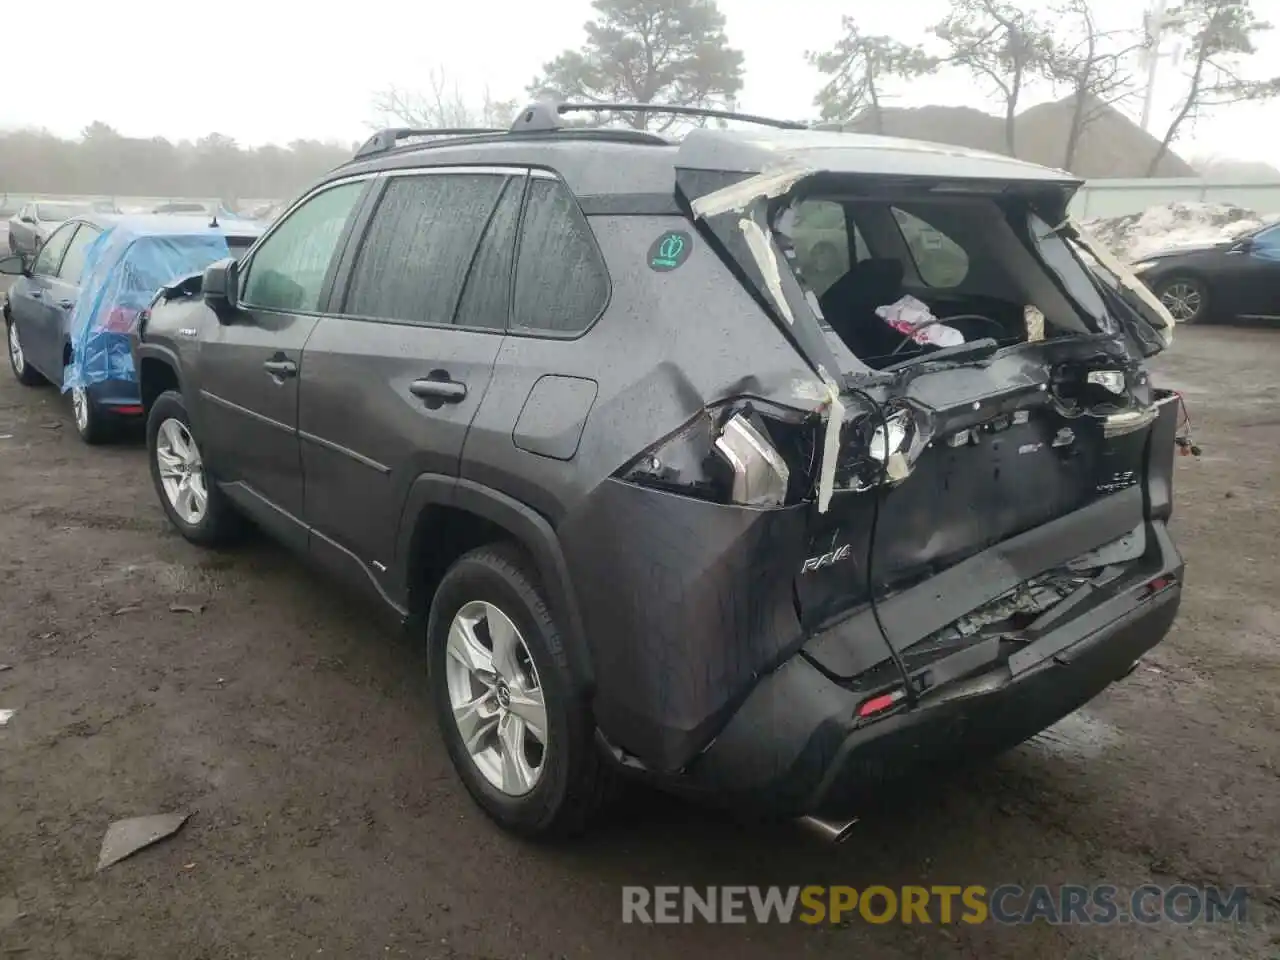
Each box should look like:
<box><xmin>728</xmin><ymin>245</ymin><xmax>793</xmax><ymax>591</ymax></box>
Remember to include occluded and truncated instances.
<box><xmin>63</xmin><ymin>224</ymin><xmax>234</xmax><ymax>392</ymax></box>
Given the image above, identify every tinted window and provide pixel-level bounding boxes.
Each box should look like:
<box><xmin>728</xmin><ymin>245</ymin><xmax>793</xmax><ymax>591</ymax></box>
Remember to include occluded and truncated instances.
<box><xmin>344</xmin><ymin>173</ymin><xmax>506</xmax><ymax>325</ymax></box>
<box><xmin>511</xmin><ymin>179</ymin><xmax>609</xmax><ymax>334</ymax></box>
<box><xmin>1253</xmin><ymin>223</ymin><xmax>1280</xmax><ymax>259</ymax></box>
<box><xmin>58</xmin><ymin>225</ymin><xmax>101</xmax><ymax>283</ymax></box>
<box><xmin>241</xmin><ymin>181</ymin><xmax>364</xmax><ymax>313</ymax></box>
<box><xmin>891</xmin><ymin>207</ymin><xmax>969</xmax><ymax>288</ymax></box>
<box><xmin>33</xmin><ymin>223</ymin><xmax>77</xmax><ymax>276</ymax></box>
<box><xmin>453</xmin><ymin>178</ymin><xmax>524</xmax><ymax>330</ymax></box>
<box><xmin>37</xmin><ymin>203</ymin><xmax>92</xmax><ymax>221</ymax></box>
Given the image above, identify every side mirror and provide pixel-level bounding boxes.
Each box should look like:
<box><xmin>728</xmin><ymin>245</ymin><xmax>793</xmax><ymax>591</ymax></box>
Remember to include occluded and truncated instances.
<box><xmin>0</xmin><ymin>253</ymin><xmax>27</xmax><ymax>277</ymax></box>
<box><xmin>1230</xmin><ymin>236</ymin><xmax>1255</xmax><ymax>254</ymax></box>
<box><xmin>203</xmin><ymin>257</ymin><xmax>240</xmax><ymax>317</ymax></box>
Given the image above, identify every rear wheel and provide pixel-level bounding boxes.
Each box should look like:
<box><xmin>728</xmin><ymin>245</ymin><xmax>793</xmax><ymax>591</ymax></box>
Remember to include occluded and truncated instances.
<box><xmin>146</xmin><ymin>390</ymin><xmax>241</xmax><ymax>545</ymax></box>
<box><xmin>6</xmin><ymin>317</ymin><xmax>44</xmax><ymax>386</ymax></box>
<box><xmin>1155</xmin><ymin>275</ymin><xmax>1209</xmax><ymax>325</ymax></box>
<box><xmin>71</xmin><ymin>385</ymin><xmax>113</xmax><ymax>445</ymax></box>
<box><xmin>428</xmin><ymin>544</ymin><xmax>609</xmax><ymax>838</ymax></box>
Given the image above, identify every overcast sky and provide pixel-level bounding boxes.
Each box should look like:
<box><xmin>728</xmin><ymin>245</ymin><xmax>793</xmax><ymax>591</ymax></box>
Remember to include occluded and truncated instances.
<box><xmin>3</xmin><ymin>0</ymin><xmax>1278</xmax><ymax>164</ymax></box>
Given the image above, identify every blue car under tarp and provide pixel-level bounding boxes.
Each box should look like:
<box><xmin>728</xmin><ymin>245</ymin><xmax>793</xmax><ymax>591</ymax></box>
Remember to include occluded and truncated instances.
<box><xmin>63</xmin><ymin>222</ymin><xmax>242</xmax><ymax>393</ymax></box>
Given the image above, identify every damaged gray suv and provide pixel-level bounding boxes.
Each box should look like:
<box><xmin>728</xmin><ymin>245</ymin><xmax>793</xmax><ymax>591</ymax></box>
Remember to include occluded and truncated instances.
<box><xmin>132</xmin><ymin>101</ymin><xmax>1185</xmax><ymax>838</ymax></box>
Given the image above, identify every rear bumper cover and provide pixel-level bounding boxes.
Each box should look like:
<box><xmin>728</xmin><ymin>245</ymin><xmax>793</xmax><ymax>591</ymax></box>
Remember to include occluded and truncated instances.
<box><xmin>86</xmin><ymin>378</ymin><xmax>143</xmax><ymax>415</ymax></box>
<box><xmin>677</xmin><ymin>525</ymin><xmax>1182</xmax><ymax>818</ymax></box>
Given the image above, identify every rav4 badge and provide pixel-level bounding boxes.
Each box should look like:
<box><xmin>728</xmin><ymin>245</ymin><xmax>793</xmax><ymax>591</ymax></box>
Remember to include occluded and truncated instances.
<box><xmin>801</xmin><ymin>544</ymin><xmax>853</xmax><ymax>574</ymax></box>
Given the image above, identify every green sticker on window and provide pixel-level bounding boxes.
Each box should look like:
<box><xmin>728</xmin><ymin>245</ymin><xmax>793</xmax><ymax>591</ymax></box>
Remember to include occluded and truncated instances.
<box><xmin>648</xmin><ymin>230</ymin><xmax>692</xmax><ymax>272</ymax></box>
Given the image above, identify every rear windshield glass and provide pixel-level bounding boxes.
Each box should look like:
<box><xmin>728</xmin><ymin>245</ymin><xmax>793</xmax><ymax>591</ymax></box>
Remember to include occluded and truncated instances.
<box><xmin>778</xmin><ymin>194</ymin><xmax>1108</xmax><ymax>369</ymax></box>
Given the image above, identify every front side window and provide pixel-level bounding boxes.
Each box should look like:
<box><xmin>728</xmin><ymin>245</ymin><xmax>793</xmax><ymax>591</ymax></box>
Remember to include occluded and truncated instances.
<box><xmin>511</xmin><ymin>179</ymin><xmax>609</xmax><ymax>335</ymax></box>
<box><xmin>58</xmin><ymin>225</ymin><xmax>101</xmax><ymax>284</ymax></box>
<box><xmin>240</xmin><ymin>181</ymin><xmax>365</xmax><ymax>313</ymax></box>
<box><xmin>891</xmin><ymin>207</ymin><xmax>969</xmax><ymax>288</ymax></box>
<box><xmin>343</xmin><ymin>173</ymin><xmax>508</xmax><ymax>325</ymax></box>
<box><xmin>33</xmin><ymin>223</ymin><xmax>77</xmax><ymax>276</ymax></box>
<box><xmin>1251</xmin><ymin>223</ymin><xmax>1280</xmax><ymax>260</ymax></box>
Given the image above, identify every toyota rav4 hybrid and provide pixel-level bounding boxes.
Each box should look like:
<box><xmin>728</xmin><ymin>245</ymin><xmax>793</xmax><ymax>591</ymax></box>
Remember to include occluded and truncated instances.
<box><xmin>131</xmin><ymin>102</ymin><xmax>1185</xmax><ymax>839</ymax></box>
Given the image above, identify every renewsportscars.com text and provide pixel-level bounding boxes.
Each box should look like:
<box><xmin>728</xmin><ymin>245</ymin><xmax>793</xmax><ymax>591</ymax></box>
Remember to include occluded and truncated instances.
<box><xmin>621</xmin><ymin>884</ymin><xmax>1249</xmax><ymax>925</ymax></box>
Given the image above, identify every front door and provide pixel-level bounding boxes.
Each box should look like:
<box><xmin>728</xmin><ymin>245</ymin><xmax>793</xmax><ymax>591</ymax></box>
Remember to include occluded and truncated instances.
<box><xmin>197</xmin><ymin>178</ymin><xmax>369</xmax><ymax>536</ymax></box>
<box><xmin>12</xmin><ymin>221</ymin><xmax>77</xmax><ymax>379</ymax></box>
<box><xmin>298</xmin><ymin>169</ymin><xmax>523</xmax><ymax>570</ymax></box>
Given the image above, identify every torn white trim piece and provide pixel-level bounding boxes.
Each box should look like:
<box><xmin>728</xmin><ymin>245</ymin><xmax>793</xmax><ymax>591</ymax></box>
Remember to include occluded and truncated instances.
<box><xmin>0</xmin><ymin>709</ymin><xmax>14</xmax><ymax>726</ymax></box>
<box><xmin>814</xmin><ymin>368</ymin><xmax>845</xmax><ymax>515</ymax></box>
<box><xmin>690</xmin><ymin>161</ymin><xmax>815</xmax><ymax>219</ymax></box>
<box><xmin>739</xmin><ymin>217</ymin><xmax>794</xmax><ymax>325</ymax></box>
<box><xmin>1068</xmin><ymin>218</ymin><xmax>1175</xmax><ymax>348</ymax></box>
<box><xmin>97</xmin><ymin>812</ymin><xmax>191</xmax><ymax>871</ymax></box>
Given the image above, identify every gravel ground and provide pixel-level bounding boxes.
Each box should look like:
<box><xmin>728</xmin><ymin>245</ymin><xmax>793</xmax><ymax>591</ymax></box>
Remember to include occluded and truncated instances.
<box><xmin>0</xmin><ymin>323</ymin><xmax>1277</xmax><ymax>959</ymax></box>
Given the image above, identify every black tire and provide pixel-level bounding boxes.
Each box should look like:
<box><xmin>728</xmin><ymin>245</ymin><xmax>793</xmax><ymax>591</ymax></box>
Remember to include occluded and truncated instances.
<box><xmin>428</xmin><ymin>543</ymin><xmax>609</xmax><ymax>839</ymax></box>
<box><xmin>146</xmin><ymin>390</ymin><xmax>242</xmax><ymax>545</ymax></box>
<box><xmin>1154</xmin><ymin>275</ymin><xmax>1210</xmax><ymax>325</ymax></box>
<box><xmin>5</xmin><ymin>316</ymin><xmax>45</xmax><ymax>386</ymax></box>
<box><xmin>71</xmin><ymin>385</ymin><xmax>113</xmax><ymax>445</ymax></box>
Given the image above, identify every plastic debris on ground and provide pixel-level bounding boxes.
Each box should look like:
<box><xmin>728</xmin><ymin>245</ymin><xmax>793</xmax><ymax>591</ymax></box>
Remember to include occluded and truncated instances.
<box><xmin>875</xmin><ymin>295</ymin><xmax>964</xmax><ymax>347</ymax></box>
<box><xmin>63</xmin><ymin>224</ymin><xmax>237</xmax><ymax>393</ymax></box>
<box><xmin>97</xmin><ymin>812</ymin><xmax>191</xmax><ymax>871</ymax></box>
<box><xmin>0</xmin><ymin>709</ymin><xmax>15</xmax><ymax>726</ymax></box>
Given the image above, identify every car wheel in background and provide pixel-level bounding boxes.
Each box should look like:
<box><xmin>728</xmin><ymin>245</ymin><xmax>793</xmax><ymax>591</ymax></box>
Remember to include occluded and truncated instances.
<box><xmin>146</xmin><ymin>390</ymin><xmax>242</xmax><ymax>545</ymax></box>
<box><xmin>428</xmin><ymin>544</ymin><xmax>611</xmax><ymax>838</ymax></box>
<box><xmin>1155</xmin><ymin>275</ymin><xmax>1209</xmax><ymax>325</ymax></box>
<box><xmin>6</xmin><ymin>317</ymin><xmax>46</xmax><ymax>386</ymax></box>
<box><xmin>71</xmin><ymin>385</ymin><xmax>112</xmax><ymax>445</ymax></box>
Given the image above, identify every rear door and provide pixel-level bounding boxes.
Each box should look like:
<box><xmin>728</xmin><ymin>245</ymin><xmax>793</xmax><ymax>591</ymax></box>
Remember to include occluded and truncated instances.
<box><xmin>298</xmin><ymin>167</ymin><xmax>521</xmax><ymax>571</ymax></box>
<box><xmin>197</xmin><ymin>177</ymin><xmax>369</xmax><ymax>536</ymax></box>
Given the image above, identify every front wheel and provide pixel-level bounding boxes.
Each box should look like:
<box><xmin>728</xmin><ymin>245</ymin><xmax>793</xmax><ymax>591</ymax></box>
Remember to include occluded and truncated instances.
<box><xmin>428</xmin><ymin>544</ymin><xmax>610</xmax><ymax>838</ymax></box>
<box><xmin>1155</xmin><ymin>275</ymin><xmax>1209</xmax><ymax>325</ymax></box>
<box><xmin>146</xmin><ymin>390</ymin><xmax>241</xmax><ymax>545</ymax></box>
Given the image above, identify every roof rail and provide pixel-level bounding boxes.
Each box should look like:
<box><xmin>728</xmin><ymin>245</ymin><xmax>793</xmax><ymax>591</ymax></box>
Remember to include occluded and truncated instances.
<box><xmin>354</xmin><ymin>126</ymin><xmax>506</xmax><ymax>160</ymax></box>
<box><xmin>510</xmin><ymin>100</ymin><xmax>808</xmax><ymax>133</ymax></box>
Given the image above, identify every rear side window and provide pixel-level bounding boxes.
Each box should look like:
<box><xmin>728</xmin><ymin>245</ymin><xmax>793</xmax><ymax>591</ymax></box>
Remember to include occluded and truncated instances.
<box><xmin>453</xmin><ymin>178</ymin><xmax>523</xmax><ymax>330</ymax></box>
<box><xmin>788</xmin><ymin>199</ymin><xmax>869</xmax><ymax>295</ymax></box>
<box><xmin>511</xmin><ymin>179</ymin><xmax>609</xmax><ymax>335</ymax></box>
<box><xmin>344</xmin><ymin>173</ymin><xmax>507</xmax><ymax>326</ymax></box>
<box><xmin>891</xmin><ymin>207</ymin><xmax>969</xmax><ymax>288</ymax></box>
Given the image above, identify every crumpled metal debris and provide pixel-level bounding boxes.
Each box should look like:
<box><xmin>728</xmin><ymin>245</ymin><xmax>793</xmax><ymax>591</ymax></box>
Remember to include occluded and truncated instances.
<box><xmin>97</xmin><ymin>813</ymin><xmax>190</xmax><ymax>871</ymax></box>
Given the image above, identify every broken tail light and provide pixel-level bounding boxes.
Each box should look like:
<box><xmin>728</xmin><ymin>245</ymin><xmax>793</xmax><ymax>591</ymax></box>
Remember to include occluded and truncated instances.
<box><xmin>617</xmin><ymin>401</ymin><xmax>815</xmax><ymax>508</ymax></box>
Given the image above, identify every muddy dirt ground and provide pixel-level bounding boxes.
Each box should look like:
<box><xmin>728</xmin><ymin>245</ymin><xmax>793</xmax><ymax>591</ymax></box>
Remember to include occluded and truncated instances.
<box><xmin>0</xmin><ymin>324</ymin><xmax>1277</xmax><ymax>959</ymax></box>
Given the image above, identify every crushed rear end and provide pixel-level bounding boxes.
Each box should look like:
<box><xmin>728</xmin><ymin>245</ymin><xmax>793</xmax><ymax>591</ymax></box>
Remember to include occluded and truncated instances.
<box><xmin>580</xmin><ymin>130</ymin><xmax>1183</xmax><ymax>817</ymax></box>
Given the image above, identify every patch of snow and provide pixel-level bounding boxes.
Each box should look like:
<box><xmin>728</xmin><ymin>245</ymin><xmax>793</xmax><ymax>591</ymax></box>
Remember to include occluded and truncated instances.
<box><xmin>1083</xmin><ymin>201</ymin><xmax>1280</xmax><ymax>262</ymax></box>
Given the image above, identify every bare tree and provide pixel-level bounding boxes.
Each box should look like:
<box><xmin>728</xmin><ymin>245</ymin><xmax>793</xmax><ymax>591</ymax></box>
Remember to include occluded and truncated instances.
<box><xmin>933</xmin><ymin>0</ymin><xmax>1055</xmax><ymax>156</ymax></box>
<box><xmin>810</xmin><ymin>19</ymin><xmax>938</xmax><ymax>132</ymax></box>
<box><xmin>1146</xmin><ymin>0</ymin><xmax>1280</xmax><ymax>176</ymax></box>
<box><xmin>372</xmin><ymin>68</ymin><xmax>517</xmax><ymax>131</ymax></box>
<box><xmin>1043</xmin><ymin>0</ymin><xmax>1146</xmax><ymax>170</ymax></box>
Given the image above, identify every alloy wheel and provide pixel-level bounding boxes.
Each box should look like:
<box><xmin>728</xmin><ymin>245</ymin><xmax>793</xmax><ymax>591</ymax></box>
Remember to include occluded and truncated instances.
<box><xmin>155</xmin><ymin>418</ymin><xmax>209</xmax><ymax>525</ymax></box>
<box><xmin>7</xmin><ymin>323</ymin><xmax>23</xmax><ymax>374</ymax></box>
<box><xmin>71</xmin><ymin>386</ymin><xmax>90</xmax><ymax>433</ymax></box>
<box><xmin>444</xmin><ymin>600</ymin><xmax>548</xmax><ymax>797</ymax></box>
<box><xmin>1160</xmin><ymin>281</ymin><xmax>1203</xmax><ymax>323</ymax></box>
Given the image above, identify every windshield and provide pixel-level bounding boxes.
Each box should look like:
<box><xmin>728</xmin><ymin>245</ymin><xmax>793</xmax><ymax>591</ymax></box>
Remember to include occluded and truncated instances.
<box><xmin>38</xmin><ymin>203</ymin><xmax>92</xmax><ymax>221</ymax></box>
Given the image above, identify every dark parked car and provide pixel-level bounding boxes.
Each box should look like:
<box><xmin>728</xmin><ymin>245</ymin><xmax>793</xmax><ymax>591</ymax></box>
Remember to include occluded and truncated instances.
<box><xmin>1131</xmin><ymin>219</ymin><xmax>1280</xmax><ymax>324</ymax></box>
<box><xmin>2</xmin><ymin>214</ymin><xmax>261</xmax><ymax>443</ymax></box>
<box><xmin>7</xmin><ymin>200</ymin><xmax>95</xmax><ymax>255</ymax></box>
<box><xmin>133</xmin><ymin>102</ymin><xmax>1184</xmax><ymax>839</ymax></box>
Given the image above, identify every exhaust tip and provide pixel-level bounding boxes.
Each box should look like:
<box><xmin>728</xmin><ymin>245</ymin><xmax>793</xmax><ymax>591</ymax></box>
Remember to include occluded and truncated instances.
<box><xmin>796</xmin><ymin>815</ymin><xmax>858</xmax><ymax>844</ymax></box>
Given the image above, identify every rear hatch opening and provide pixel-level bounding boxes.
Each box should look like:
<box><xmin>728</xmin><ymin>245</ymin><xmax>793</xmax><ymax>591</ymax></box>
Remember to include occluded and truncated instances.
<box><xmin>647</xmin><ymin>136</ymin><xmax>1182</xmax><ymax>680</ymax></box>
